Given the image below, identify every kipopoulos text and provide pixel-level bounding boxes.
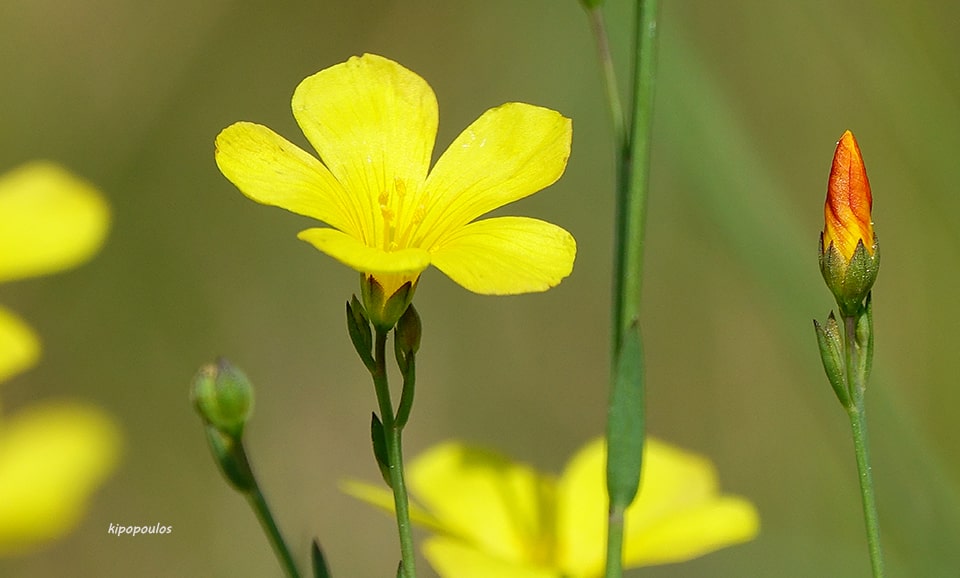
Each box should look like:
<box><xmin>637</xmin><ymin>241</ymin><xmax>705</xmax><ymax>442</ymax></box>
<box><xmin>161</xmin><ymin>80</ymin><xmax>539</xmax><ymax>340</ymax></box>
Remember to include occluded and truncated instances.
<box><xmin>107</xmin><ymin>523</ymin><xmax>172</xmax><ymax>536</ymax></box>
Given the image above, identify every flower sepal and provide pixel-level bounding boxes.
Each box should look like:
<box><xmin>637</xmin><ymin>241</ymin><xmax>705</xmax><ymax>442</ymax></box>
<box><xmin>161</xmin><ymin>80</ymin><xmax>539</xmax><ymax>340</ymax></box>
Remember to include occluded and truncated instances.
<box><xmin>819</xmin><ymin>233</ymin><xmax>879</xmax><ymax>318</ymax></box>
<box><xmin>361</xmin><ymin>274</ymin><xmax>418</xmax><ymax>332</ymax></box>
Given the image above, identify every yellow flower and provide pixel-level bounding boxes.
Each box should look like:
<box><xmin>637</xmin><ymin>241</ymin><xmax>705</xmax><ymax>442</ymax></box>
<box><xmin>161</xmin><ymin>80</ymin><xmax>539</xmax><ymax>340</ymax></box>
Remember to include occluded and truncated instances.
<box><xmin>346</xmin><ymin>437</ymin><xmax>760</xmax><ymax>577</ymax></box>
<box><xmin>0</xmin><ymin>403</ymin><xmax>120</xmax><ymax>556</ymax></box>
<box><xmin>823</xmin><ymin>130</ymin><xmax>874</xmax><ymax>262</ymax></box>
<box><xmin>0</xmin><ymin>161</ymin><xmax>120</xmax><ymax>556</ymax></box>
<box><xmin>215</xmin><ymin>54</ymin><xmax>576</xmax><ymax>310</ymax></box>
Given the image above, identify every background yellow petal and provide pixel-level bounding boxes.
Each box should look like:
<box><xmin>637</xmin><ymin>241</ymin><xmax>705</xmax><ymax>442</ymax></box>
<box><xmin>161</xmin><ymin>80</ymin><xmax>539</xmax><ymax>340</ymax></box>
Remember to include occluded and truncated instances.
<box><xmin>407</xmin><ymin>441</ymin><xmax>553</xmax><ymax>565</ymax></box>
<box><xmin>623</xmin><ymin>496</ymin><xmax>760</xmax><ymax>567</ymax></box>
<box><xmin>418</xmin><ymin>103</ymin><xmax>571</xmax><ymax>247</ymax></box>
<box><xmin>292</xmin><ymin>53</ymin><xmax>438</xmax><ymax>243</ymax></box>
<box><xmin>215</xmin><ymin>122</ymin><xmax>361</xmax><ymax>237</ymax></box>
<box><xmin>0</xmin><ymin>162</ymin><xmax>109</xmax><ymax>284</ymax></box>
<box><xmin>0</xmin><ymin>401</ymin><xmax>121</xmax><ymax>556</ymax></box>
<box><xmin>430</xmin><ymin>217</ymin><xmax>576</xmax><ymax>294</ymax></box>
<box><xmin>340</xmin><ymin>479</ymin><xmax>447</xmax><ymax>534</ymax></box>
<box><xmin>0</xmin><ymin>307</ymin><xmax>40</xmax><ymax>385</ymax></box>
<box><xmin>555</xmin><ymin>438</ymin><xmax>607</xmax><ymax>576</ymax></box>
<box><xmin>297</xmin><ymin>227</ymin><xmax>431</xmax><ymax>276</ymax></box>
<box><xmin>424</xmin><ymin>537</ymin><xmax>560</xmax><ymax>578</ymax></box>
<box><xmin>625</xmin><ymin>438</ymin><xmax>721</xmax><ymax>530</ymax></box>
<box><xmin>555</xmin><ymin>437</ymin><xmax>757</xmax><ymax>575</ymax></box>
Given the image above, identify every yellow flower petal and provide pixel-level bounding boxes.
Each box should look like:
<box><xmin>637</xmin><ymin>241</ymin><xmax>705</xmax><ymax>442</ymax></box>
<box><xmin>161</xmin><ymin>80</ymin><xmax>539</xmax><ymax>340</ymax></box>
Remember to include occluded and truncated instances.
<box><xmin>624</xmin><ymin>439</ymin><xmax>758</xmax><ymax>566</ymax></box>
<box><xmin>623</xmin><ymin>496</ymin><xmax>759</xmax><ymax>566</ymax></box>
<box><xmin>214</xmin><ymin>122</ymin><xmax>361</xmax><ymax>237</ymax></box>
<box><xmin>0</xmin><ymin>307</ymin><xmax>40</xmax><ymax>386</ymax></box>
<box><xmin>339</xmin><ymin>479</ymin><xmax>446</xmax><ymax>535</ymax></box>
<box><xmin>626</xmin><ymin>439</ymin><xmax>718</xmax><ymax>527</ymax></box>
<box><xmin>0</xmin><ymin>162</ymin><xmax>109</xmax><ymax>284</ymax></box>
<box><xmin>298</xmin><ymin>227</ymin><xmax>431</xmax><ymax>276</ymax></box>
<box><xmin>555</xmin><ymin>438</ymin><xmax>607</xmax><ymax>576</ymax></box>
<box><xmin>0</xmin><ymin>401</ymin><xmax>121</xmax><ymax>556</ymax></box>
<box><xmin>424</xmin><ymin>536</ymin><xmax>559</xmax><ymax>578</ymax></box>
<box><xmin>556</xmin><ymin>438</ymin><xmax>759</xmax><ymax>575</ymax></box>
<box><xmin>430</xmin><ymin>217</ymin><xmax>576</xmax><ymax>295</ymax></box>
<box><xmin>419</xmin><ymin>103</ymin><xmax>571</xmax><ymax>248</ymax></box>
<box><xmin>292</xmin><ymin>54</ymin><xmax>438</xmax><ymax>245</ymax></box>
<box><xmin>407</xmin><ymin>441</ymin><xmax>553</xmax><ymax>565</ymax></box>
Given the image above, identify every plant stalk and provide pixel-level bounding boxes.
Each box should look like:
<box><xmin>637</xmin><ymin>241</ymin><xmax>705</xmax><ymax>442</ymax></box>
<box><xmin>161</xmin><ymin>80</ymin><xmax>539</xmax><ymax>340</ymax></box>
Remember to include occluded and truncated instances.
<box><xmin>843</xmin><ymin>316</ymin><xmax>885</xmax><ymax>578</ymax></box>
<box><xmin>371</xmin><ymin>329</ymin><xmax>417</xmax><ymax>578</ymax></box>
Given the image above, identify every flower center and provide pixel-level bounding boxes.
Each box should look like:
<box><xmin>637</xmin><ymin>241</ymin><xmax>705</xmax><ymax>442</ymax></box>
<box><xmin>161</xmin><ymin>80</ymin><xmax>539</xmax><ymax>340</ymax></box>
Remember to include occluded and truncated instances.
<box><xmin>376</xmin><ymin>178</ymin><xmax>426</xmax><ymax>252</ymax></box>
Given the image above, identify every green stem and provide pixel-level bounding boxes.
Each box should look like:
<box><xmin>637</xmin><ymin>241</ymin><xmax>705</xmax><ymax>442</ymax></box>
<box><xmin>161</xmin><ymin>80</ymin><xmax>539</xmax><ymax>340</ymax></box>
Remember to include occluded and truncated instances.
<box><xmin>242</xmin><ymin>450</ymin><xmax>301</xmax><ymax>578</ymax></box>
<box><xmin>371</xmin><ymin>329</ymin><xmax>417</xmax><ymax>578</ymax></box>
<box><xmin>586</xmin><ymin>6</ymin><xmax>627</xmax><ymax>154</ymax></box>
<box><xmin>593</xmin><ymin>1</ymin><xmax>659</xmax><ymax>576</ymax></box>
<box><xmin>617</xmin><ymin>0</ymin><xmax>659</xmax><ymax>341</ymax></box>
<box><xmin>843</xmin><ymin>316</ymin><xmax>885</xmax><ymax>578</ymax></box>
<box><xmin>604</xmin><ymin>505</ymin><xmax>626</xmax><ymax>578</ymax></box>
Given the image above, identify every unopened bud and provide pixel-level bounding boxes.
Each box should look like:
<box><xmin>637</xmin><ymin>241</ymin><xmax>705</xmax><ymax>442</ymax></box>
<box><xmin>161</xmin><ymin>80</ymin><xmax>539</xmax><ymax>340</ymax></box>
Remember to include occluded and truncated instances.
<box><xmin>191</xmin><ymin>358</ymin><xmax>254</xmax><ymax>438</ymax></box>
<box><xmin>819</xmin><ymin>130</ymin><xmax>879</xmax><ymax>316</ymax></box>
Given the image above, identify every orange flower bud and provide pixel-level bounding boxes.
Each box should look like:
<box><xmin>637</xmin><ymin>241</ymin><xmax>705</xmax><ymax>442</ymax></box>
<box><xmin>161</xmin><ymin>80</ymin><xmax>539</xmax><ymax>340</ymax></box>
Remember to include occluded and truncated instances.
<box><xmin>819</xmin><ymin>130</ymin><xmax>879</xmax><ymax>317</ymax></box>
<box><xmin>823</xmin><ymin>130</ymin><xmax>874</xmax><ymax>261</ymax></box>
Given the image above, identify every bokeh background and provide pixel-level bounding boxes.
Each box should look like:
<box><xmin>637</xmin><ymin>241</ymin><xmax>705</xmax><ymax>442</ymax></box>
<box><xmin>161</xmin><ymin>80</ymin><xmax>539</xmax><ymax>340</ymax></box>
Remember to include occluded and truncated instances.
<box><xmin>2</xmin><ymin>0</ymin><xmax>959</xmax><ymax>576</ymax></box>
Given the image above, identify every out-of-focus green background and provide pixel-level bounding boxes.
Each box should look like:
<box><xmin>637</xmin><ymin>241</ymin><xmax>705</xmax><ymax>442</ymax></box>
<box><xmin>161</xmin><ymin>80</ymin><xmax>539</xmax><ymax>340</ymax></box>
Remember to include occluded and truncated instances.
<box><xmin>2</xmin><ymin>0</ymin><xmax>958</xmax><ymax>576</ymax></box>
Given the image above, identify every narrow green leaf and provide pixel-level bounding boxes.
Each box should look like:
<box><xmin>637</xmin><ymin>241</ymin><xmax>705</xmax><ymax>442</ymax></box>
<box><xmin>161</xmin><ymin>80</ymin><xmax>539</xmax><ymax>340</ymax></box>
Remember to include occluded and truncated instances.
<box><xmin>311</xmin><ymin>539</ymin><xmax>332</xmax><ymax>578</ymax></box>
<box><xmin>370</xmin><ymin>413</ymin><xmax>392</xmax><ymax>488</ymax></box>
<box><xmin>606</xmin><ymin>320</ymin><xmax>645</xmax><ymax>509</ymax></box>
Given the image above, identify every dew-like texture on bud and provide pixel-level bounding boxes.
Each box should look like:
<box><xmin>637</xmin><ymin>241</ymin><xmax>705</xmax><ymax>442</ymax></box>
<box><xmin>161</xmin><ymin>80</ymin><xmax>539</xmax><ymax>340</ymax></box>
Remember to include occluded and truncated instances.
<box><xmin>191</xmin><ymin>358</ymin><xmax>254</xmax><ymax>438</ymax></box>
<box><xmin>819</xmin><ymin>130</ymin><xmax>879</xmax><ymax>316</ymax></box>
<box><xmin>824</xmin><ymin>130</ymin><xmax>874</xmax><ymax>262</ymax></box>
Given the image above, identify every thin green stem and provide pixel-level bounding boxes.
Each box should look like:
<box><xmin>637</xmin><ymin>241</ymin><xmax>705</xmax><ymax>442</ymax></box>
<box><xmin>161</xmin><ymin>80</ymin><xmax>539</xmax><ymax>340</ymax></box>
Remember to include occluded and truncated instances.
<box><xmin>371</xmin><ymin>329</ymin><xmax>417</xmax><ymax>578</ymax></box>
<box><xmin>843</xmin><ymin>317</ymin><xmax>885</xmax><ymax>578</ymax></box>
<box><xmin>617</xmin><ymin>0</ymin><xmax>659</xmax><ymax>341</ymax></box>
<box><xmin>604</xmin><ymin>505</ymin><xmax>626</xmax><ymax>578</ymax></box>
<box><xmin>242</xmin><ymin>452</ymin><xmax>301</xmax><ymax>578</ymax></box>
<box><xmin>587</xmin><ymin>6</ymin><xmax>627</xmax><ymax>154</ymax></box>
<box><xmin>593</xmin><ymin>1</ymin><xmax>660</xmax><ymax>577</ymax></box>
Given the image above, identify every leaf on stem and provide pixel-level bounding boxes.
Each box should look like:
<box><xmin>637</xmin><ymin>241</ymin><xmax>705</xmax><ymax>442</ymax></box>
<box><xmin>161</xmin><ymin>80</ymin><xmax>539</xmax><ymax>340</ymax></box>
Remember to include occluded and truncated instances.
<box><xmin>606</xmin><ymin>320</ymin><xmax>645</xmax><ymax>509</ymax></box>
<box><xmin>311</xmin><ymin>539</ymin><xmax>332</xmax><ymax>578</ymax></box>
<box><xmin>370</xmin><ymin>413</ymin><xmax>392</xmax><ymax>488</ymax></box>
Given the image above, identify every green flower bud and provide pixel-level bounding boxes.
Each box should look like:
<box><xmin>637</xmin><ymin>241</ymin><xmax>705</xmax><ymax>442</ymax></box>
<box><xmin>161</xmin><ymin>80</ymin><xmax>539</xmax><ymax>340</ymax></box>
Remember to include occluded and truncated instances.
<box><xmin>813</xmin><ymin>312</ymin><xmax>850</xmax><ymax>408</ymax></box>
<box><xmin>346</xmin><ymin>296</ymin><xmax>375</xmax><ymax>370</ymax></box>
<box><xmin>191</xmin><ymin>358</ymin><xmax>254</xmax><ymax>438</ymax></box>
<box><xmin>394</xmin><ymin>304</ymin><xmax>421</xmax><ymax>377</ymax></box>
<box><xmin>395</xmin><ymin>305</ymin><xmax>421</xmax><ymax>355</ymax></box>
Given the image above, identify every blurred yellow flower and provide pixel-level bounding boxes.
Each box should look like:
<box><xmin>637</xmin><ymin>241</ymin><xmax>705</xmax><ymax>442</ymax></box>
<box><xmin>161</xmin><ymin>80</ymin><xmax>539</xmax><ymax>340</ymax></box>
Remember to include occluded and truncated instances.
<box><xmin>346</xmin><ymin>437</ymin><xmax>760</xmax><ymax>577</ymax></box>
<box><xmin>0</xmin><ymin>161</ymin><xmax>119</xmax><ymax>556</ymax></box>
<box><xmin>216</xmin><ymin>54</ymin><xmax>576</xmax><ymax>304</ymax></box>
